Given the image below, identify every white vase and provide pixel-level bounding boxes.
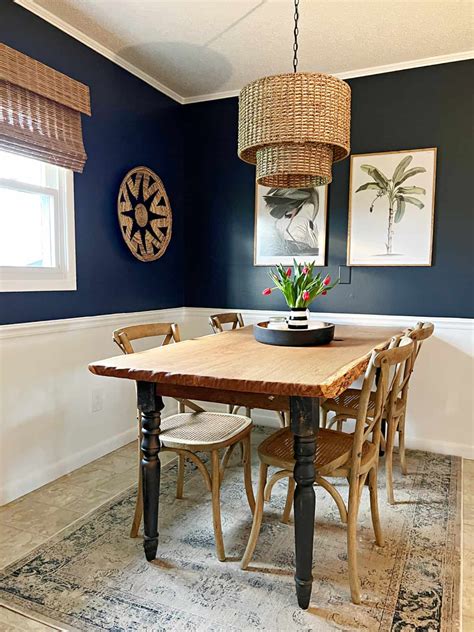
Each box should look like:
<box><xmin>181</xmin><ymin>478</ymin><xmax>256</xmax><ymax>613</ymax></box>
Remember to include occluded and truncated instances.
<box><xmin>287</xmin><ymin>308</ymin><xmax>309</xmax><ymax>330</ymax></box>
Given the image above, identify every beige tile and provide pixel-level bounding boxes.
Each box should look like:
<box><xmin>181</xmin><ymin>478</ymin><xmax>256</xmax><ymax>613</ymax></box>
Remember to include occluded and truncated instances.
<box><xmin>92</xmin><ymin>451</ymin><xmax>137</xmax><ymax>473</ymax></box>
<box><xmin>0</xmin><ymin>607</ymin><xmax>57</xmax><ymax>631</ymax></box>
<box><xmin>463</xmin><ymin>458</ymin><xmax>474</xmax><ymax>476</ymax></box>
<box><xmin>0</xmin><ymin>527</ymin><xmax>45</xmax><ymax>568</ymax></box>
<box><xmin>29</xmin><ymin>478</ymin><xmax>111</xmax><ymax>513</ymax></box>
<box><xmin>114</xmin><ymin>440</ymin><xmax>138</xmax><ymax>458</ymax></box>
<box><xmin>61</xmin><ymin>463</ymin><xmax>113</xmax><ymax>490</ymax></box>
<box><xmin>463</xmin><ymin>614</ymin><xmax>474</xmax><ymax>631</ymax></box>
<box><xmin>0</xmin><ymin>499</ymin><xmax>80</xmax><ymax>538</ymax></box>
<box><xmin>94</xmin><ymin>468</ymin><xmax>137</xmax><ymax>495</ymax></box>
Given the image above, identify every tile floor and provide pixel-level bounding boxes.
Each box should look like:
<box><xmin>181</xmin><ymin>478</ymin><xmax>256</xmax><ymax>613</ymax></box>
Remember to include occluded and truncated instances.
<box><xmin>0</xmin><ymin>445</ymin><xmax>472</xmax><ymax>631</ymax></box>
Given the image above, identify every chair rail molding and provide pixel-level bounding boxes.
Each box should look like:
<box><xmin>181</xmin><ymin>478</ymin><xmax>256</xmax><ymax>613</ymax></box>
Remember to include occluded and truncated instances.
<box><xmin>1</xmin><ymin>306</ymin><xmax>472</xmax><ymax>504</ymax></box>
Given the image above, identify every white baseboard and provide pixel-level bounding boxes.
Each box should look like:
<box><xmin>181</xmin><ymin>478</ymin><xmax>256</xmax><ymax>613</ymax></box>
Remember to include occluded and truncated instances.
<box><xmin>0</xmin><ymin>426</ymin><xmax>136</xmax><ymax>504</ymax></box>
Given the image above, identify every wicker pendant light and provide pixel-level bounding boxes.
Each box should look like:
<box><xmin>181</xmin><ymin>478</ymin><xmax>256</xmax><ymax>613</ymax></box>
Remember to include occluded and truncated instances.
<box><xmin>238</xmin><ymin>0</ymin><xmax>351</xmax><ymax>188</ymax></box>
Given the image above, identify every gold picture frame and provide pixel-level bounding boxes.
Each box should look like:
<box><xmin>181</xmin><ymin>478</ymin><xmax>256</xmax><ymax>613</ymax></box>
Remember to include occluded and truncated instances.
<box><xmin>254</xmin><ymin>183</ymin><xmax>328</xmax><ymax>266</ymax></box>
<box><xmin>347</xmin><ymin>147</ymin><xmax>437</xmax><ymax>266</ymax></box>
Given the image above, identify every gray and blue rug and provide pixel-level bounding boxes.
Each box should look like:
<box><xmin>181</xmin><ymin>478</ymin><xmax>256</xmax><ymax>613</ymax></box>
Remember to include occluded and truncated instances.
<box><xmin>0</xmin><ymin>447</ymin><xmax>461</xmax><ymax>631</ymax></box>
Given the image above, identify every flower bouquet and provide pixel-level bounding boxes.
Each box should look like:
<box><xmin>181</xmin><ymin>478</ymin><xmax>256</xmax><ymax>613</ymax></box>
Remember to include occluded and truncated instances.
<box><xmin>262</xmin><ymin>260</ymin><xmax>338</xmax><ymax>329</ymax></box>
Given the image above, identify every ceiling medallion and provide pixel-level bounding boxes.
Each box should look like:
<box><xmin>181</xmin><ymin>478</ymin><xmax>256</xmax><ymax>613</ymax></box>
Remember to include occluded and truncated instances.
<box><xmin>117</xmin><ymin>166</ymin><xmax>172</xmax><ymax>262</ymax></box>
<box><xmin>238</xmin><ymin>0</ymin><xmax>351</xmax><ymax>188</ymax></box>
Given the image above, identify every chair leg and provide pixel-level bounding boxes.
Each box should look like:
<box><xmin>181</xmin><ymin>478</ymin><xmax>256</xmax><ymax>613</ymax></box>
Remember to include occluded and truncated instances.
<box><xmin>130</xmin><ymin>459</ymin><xmax>143</xmax><ymax>538</ymax></box>
<box><xmin>316</xmin><ymin>476</ymin><xmax>347</xmax><ymax>524</ymax></box>
<box><xmin>321</xmin><ymin>407</ymin><xmax>328</xmax><ymax>429</ymax></box>
<box><xmin>176</xmin><ymin>453</ymin><xmax>185</xmax><ymax>499</ymax></box>
<box><xmin>130</xmin><ymin>423</ymin><xmax>143</xmax><ymax>538</ymax></box>
<box><xmin>347</xmin><ymin>478</ymin><xmax>362</xmax><ymax>604</ymax></box>
<box><xmin>398</xmin><ymin>414</ymin><xmax>408</xmax><ymax>475</ymax></box>
<box><xmin>220</xmin><ymin>443</ymin><xmax>237</xmax><ymax>479</ymax></box>
<box><xmin>281</xmin><ymin>477</ymin><xmax>295</xmax><ymax>524</ymax></box>
<box><xmin>368</xmin><ymin>467</ymin><xmax>384</xmax><ymax>546</ymax></box>
<box><xmin>385</xmin><ymin>419</ymin><xmax>398</xmax><ymax>505</ymax></box>
<box><xmin>242</xmin><ymin>436</ymin><xmax>255</xmax><ymax>514</ymax></box>
<box><xmin>210</xmin><ymin>450</ymin><xmax>226</xmax><ymax>561</ymax></box>
<box><xmin>241</xmin><ymin>462</ymin><xmax>268</xmax><ymax>569</ymax></box>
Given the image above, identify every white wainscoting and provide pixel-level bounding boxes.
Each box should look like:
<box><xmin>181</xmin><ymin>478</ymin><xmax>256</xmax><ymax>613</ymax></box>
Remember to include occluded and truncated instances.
<box><xmin>1</xmin><ymin>307</ymin><xmax>472</xmax><ymax>504</ymax></box>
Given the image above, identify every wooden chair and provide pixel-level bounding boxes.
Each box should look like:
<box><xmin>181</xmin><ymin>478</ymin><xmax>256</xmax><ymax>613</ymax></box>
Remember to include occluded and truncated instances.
<box><xmin>240</xmin><ymin>336</ymin><xmax>414</xmax><ymax>604</ymax></box>
<box><xmin>321</xmin><ymin>322</ymin><xmax>434</xmax><ymax>504</ymax></box>
<box><xmin>209</xmin><ymin>312</ymin><xmax>290</xmax><ymax>428</ymax></box>
<box><xmin>113</xmin><ymin>322</ymin><xmax>255</xmax><ymax>561</ymax></box>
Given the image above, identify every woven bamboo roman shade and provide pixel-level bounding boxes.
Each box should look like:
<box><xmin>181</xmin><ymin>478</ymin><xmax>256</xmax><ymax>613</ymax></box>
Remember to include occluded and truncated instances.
<box><xmin>0</xmin><ymin>43</ymin><xmax>91</xmax><ymax>173</ymax></box>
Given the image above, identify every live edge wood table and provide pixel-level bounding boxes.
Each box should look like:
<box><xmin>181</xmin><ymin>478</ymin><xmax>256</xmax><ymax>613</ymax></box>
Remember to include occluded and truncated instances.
<box><xmin>89</xmin><ymin>324</ymin><xmax>400</xmax><ymax>609</ymax></box>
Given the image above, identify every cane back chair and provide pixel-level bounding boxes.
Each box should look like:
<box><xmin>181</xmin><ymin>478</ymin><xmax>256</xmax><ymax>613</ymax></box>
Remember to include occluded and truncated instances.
<box><xmin>209</xmin><ymin>312</ymin><xmax>290</xmax><ymax>428</ymax></box>
<box><xmin>241</xmin><ymin>336</ymin><xmax>414</xmax><ymax>604</ymax></box>
<box><xmin>321</xmin><ymin>322</ymin><xmax>434</xmax><ymax>504</ymax></box>
<box><xmin>113</xmin><ymin>322</ymin><xmax>255</xmax><ymax>561</ymax></box>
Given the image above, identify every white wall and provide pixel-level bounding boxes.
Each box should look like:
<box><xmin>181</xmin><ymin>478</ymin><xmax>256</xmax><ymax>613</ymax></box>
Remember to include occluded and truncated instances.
<box><xmin>1</xmin><ymin>307</ymin><xmax>472</xmax><ymax>504</ymax></box>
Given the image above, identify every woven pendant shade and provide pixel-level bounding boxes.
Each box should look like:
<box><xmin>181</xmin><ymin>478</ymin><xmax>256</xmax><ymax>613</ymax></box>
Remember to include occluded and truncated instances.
<box><xmin>238</xmin><ymin>72</ymin><xmax>351</xmax><ymax>187</ymax></box>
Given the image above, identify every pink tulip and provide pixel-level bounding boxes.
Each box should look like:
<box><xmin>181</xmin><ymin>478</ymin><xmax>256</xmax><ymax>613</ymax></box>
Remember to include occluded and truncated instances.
<box><xmin>286</xmin><ymin>267</ymin><xmax>292</xmax><ymax>277</ymax></box>
<box><xmin>302</xmin><ymin>290</ymin><xmax>310</xmax><ymax>302</ymax></box>
<box><xmin>302</xmin><ymin>266</ymin><xmax>309</xmax><ymax>275</ymax></box>
<box><xmin>322</xmin><ymin>290</ymin><xmax>327</xmax><ymax>296</ymax></box>
<box><xmin>262</xmin><ymin>288</ymin><xmax>272</xmax><ymax>296</ymax></box>
<box><xmin>323</xmin><ymin>275</ymin><xmax>331</xmax><ymax>286</ymax></box>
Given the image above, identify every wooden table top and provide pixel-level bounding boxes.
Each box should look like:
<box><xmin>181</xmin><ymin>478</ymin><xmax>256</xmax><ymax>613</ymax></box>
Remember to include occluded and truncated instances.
<box><xmin>89</xmin><ymin>324</ymin><xmax>402</xmax><ymax>399</ymax></box>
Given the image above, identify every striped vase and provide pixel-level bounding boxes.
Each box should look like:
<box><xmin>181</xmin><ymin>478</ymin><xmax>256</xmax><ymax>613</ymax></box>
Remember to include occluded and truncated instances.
<box><xmin>287</xmin><ymin>308</ymin><xmax>310</xmax><ymax>330</ymax></box>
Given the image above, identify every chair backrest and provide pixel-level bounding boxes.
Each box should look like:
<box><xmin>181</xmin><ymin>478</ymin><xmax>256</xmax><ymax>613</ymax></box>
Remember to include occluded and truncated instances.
<box><xmin>113</xmin><ymin>322</ymin><xmax>181</xmax><ymax>355</ymax></box>
<box><xmin>398</xmin><ymin>321</ymin><xmax>434</xmax><ymax>401</ymax></box>
<box><xmin>209</xmin><ymin>312</ymin><xmax>244</xmax><ymax>333</ymax></box>
<box><xmin>349</xmin><ymin>336</ymin><xmax>415</xmax><ymax>479</ymax></box>
<box><xmin>112</xmin><ymin>322</ymin><xmax>204</xmax><ymax>414</ymax></box>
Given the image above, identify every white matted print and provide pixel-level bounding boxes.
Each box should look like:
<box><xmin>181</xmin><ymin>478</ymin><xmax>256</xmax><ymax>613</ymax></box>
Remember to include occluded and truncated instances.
<box><xmin>254</xmin><ymin>185</ymin><xmax>328</xmax><ymax>266</ymax></box>
<box><xmin>347</xmin><ymin>148</ymin><xmax>437</xmax><ymax>266</ymax></box>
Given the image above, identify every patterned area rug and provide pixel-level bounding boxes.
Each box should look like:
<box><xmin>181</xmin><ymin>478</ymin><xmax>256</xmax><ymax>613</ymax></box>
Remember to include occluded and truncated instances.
<box><xmin>0</xmin><ymin>443</ymin><xmax>461</xmax><ymax>631</ymax></box>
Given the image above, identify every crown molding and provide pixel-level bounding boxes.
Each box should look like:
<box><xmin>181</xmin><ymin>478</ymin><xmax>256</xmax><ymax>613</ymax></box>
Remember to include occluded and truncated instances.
<box><xmin>182</xmin><ymin>50</ymin><xmax>474</xmax><ymax>104</ymax></box>
<box><xmin>15</xmin><ymin>0</ymin><xmax>473</xmax><ymax>106</ymax></box>
<box><xmin>14</xmin><ymin>0</ymin><xmax>185</xmax><ymax>104</ymax></box>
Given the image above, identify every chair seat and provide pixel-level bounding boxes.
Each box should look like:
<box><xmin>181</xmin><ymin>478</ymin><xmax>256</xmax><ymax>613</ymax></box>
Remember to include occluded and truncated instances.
<box><xmin>258</xmin><ymin>427</ymin><xmax>376</xmax><ymax>475</ymax></box>
<box><xmin>323</xmin><ymin>388</ymin><xmax>404</xmax><ymax>419</ymax></box>
<box><xmin>160</xmin><ymin>411</ymin><xmax>252</xmax><ymax>447</ymax></box>
<box><xmin>323</xmin><ymin>388</ymin><xmax>376</xmax><ymax>417</ymax></box>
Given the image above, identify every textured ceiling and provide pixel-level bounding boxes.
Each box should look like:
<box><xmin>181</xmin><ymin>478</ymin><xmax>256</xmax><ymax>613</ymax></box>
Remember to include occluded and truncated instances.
<box><xmin>25</xmin><ymin>0</ymin><xmax>474</xmax><ymax>99</ymax></box>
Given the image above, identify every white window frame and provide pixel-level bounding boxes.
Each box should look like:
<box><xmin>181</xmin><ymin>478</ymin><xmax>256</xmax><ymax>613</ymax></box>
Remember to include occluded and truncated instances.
<box><xmin>0</xmin><ymin>167</ymin><xmax>76</xmax><ymax>292</ymax></box>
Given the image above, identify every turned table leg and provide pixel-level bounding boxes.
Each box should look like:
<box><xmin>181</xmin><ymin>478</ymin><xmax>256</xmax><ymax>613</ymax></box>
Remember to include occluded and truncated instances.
<box><xmin>137</xmin><ymin>381</ymin><xmax>164</xmax><ymax>561</ymax></box>
<box><xmin>290</xmin><ymin>396</ymin><xmax>319</xmax><ymax>609</ymax></box>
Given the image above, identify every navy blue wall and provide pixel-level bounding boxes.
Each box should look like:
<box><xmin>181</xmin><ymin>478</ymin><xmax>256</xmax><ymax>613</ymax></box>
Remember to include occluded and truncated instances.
<box><xmin>184</xmin><ymin>61</ymin><xmax>474</xmax><ymax>318</ymax></box>
<box><xmin>0</xmin><ymin>1</ymin><xmax>185</xmax><ymax>324</ymax></box>
<box><xmin>1</xmin><ymin>1</ymin><xmax>473</xmax><ymax>323</ymax></box>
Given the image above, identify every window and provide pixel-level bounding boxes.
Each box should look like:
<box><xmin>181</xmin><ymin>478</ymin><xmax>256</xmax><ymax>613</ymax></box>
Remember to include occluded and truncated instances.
<box><xmin>0</xmin><ymin>150</ymin><xmax>76</xmax><ymax>292</ymax></box>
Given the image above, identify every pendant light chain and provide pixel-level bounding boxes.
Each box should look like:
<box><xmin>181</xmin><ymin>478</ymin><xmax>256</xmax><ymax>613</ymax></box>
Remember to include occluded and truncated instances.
<box><xmin>292</xmin><ymin>0</ymin><xmax>299</xmax><ymax>73</ymax></box>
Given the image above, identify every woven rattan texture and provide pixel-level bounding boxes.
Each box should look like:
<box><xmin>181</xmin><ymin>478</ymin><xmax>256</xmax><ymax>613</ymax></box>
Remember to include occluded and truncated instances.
<box><xmin>0</xmin><ymin>43</ymin><xmax>90</xmax><ymax>114</ymax></box>
<box><xmin>160</xmin><ymin>411</ymin><xmax>252</xmax><ymax>446</ymax></box>
<box><xmin>0</xmin><ymin>81</ymin><xmax>87</xmax><ymax>172</ymax></box>
<box><xmin>238</xmin><ymin>72</ymin><xmax>350</xmax><ymax>186</ymax></box>
<box><xmin>324</xmin><ymin>388</ymin><xmax>376</xmax><ymax>415</ymax></box>
<box><xmin>258</xmin><ymin>427</ymin><xmax>371</xmax><ymax>469</ymax></box>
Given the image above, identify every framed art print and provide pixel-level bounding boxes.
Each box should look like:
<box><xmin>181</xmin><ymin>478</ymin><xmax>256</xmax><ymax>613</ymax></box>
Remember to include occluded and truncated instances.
<box><xmin>347</xmin><ymin>148</ymin><xmax>437</xmax><ymax>266</ymax></box>
<box><xmin>254</xmin><ymin>185</ymin><xmax>328</xmax><ymax>266</ymax></box>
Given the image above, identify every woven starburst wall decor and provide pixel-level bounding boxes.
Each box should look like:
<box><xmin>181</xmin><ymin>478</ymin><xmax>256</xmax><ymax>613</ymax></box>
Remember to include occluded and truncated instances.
<box><xmin>117</xmin><ymin>166</ymin><xmax>172</xmax><ymax>262</ymax></box>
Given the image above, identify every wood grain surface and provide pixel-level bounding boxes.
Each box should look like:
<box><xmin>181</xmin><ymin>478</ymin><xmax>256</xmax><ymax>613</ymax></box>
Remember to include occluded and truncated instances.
<box><xmin>89</xmin><ymin>325</ymin><xmax>402</xmax><ymax>398</ymax></box>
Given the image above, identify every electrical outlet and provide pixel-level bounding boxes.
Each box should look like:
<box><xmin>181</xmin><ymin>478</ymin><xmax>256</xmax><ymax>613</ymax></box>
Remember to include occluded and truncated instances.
<box><xmin>91</xmin><ymin>388</ymin><xmax>104</xmax><ymax>413</ymax></box>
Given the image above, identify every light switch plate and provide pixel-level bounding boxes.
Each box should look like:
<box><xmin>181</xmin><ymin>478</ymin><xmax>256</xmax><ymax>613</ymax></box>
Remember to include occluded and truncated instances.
<box><xmin>338</xmin><ymin>265</ymin><xmax>351</xmax><ymax>284</ymax></box>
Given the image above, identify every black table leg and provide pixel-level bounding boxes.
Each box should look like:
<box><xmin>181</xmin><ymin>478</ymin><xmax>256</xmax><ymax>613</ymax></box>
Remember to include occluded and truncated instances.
<box><xmin>290</xmin><ymin>396</ymin><xmax>320</xmax><ymax>610</ymax></box>
<box><xmin>137</xmin><ymin>381</ymin><xmax>164</xmax><ymax>562</ymax></box>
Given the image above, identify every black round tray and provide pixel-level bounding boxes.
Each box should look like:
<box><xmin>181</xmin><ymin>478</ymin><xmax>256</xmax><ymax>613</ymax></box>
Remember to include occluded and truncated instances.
<box><xmin>254</xmin><ymin>321</ymin><xmax>335</xmax><ymax>347</ymax></box>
